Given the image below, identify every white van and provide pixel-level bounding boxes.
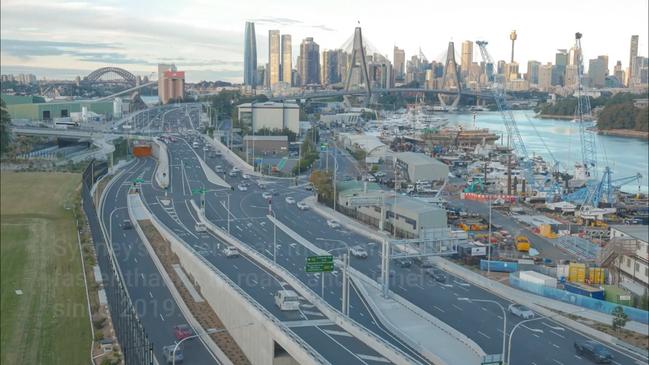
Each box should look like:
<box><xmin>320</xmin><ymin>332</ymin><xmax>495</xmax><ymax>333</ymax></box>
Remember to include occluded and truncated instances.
<box><xmin>274</xmin><ymin>290</ymin><xmax>300</xmax><ymax>311</ymax></box>
<box><xmin>192</xmin><ymin>141</ymin><xmax>200</xmax><ymax>149</ymax></box>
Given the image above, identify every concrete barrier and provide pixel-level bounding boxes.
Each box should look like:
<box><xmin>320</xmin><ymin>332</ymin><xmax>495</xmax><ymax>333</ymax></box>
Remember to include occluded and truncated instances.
<box><xmin>127</xmin><ymin>194</ymin><xmax>230</xmax><ymax>365</ymax></box>
<box><xmin>191</xmin><ymin>201</ymin><xmax>418</xmax><ymax>365</ymax></box>
<box><xmin>139</xmin><ymin>196</ymin><xmax>328</xmax><ymax>365</ymax></box>
<box><xmin>151</xmin><ymin>139</ymin><xmax>169</xmax><ymax>188</ymax></box>
<box><xmin>184</xmin><ymin>142</ymin><xmax>230</xmax><ymax>189</ymax></box>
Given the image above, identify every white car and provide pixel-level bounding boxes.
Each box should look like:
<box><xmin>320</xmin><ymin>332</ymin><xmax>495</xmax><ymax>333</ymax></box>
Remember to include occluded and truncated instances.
<box><xmin>296</xmin><ymin>202</ymin><xmax>308</xmax><ymax>210</ymax></box>
<box><xmin>508</xmin><ymin>304</ymin><xmax>535</xmax><ymax>319</ymax></box>
<box><xmin>223</xmin><ymin>246</ymin><xmax>240</xmax><ymax>257</ymax></box>
<box><xmin>203</xmin><ymin>146</ymin><xmax>209</xmax><ymax>151</ymax></box>
<box><xmin>237</xmin><ymin>184</ymin><xmax>247</xmax><ymax>191</ymax></box>
<box><xmin>228</xmin><ymin>170</ymin><xmax>238</xmax><ymax>177</ymax></box>
<box><xmin>350</xmin><ymin>246</ymin><xmax>368</xmax><ymax>258</ymax></box>
<box><xmin>242</xmin><ymin>174</ymin><xmax>249</xmax><ymax>179</ymax></box>
<box><xmin>285</xmin><ymin>197</ymin><xmax>296</xmax><ymax>204</ymax></box>
<box><xmin>262</xmin><ymin>192</ymin><xmax>272</xmax><ymax>200</ymax></box>
<box><xmin>231</xmin><ymin>167</ymin><xmax>240</xmax><ymax>173</ymax></box>
<box><xmin>194</xmin><ymin>223</ymin><xmax>207</xmax><ymax>232</ymax></box>
<box><xmin>327</xmin><ymin>219</ymin><xmax>340</xmax><ymax>229</ymax></box>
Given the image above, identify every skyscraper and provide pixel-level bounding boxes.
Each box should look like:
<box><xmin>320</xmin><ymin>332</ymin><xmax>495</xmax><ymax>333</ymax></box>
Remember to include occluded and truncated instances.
<box><xmin>538</xmin><ymin>63</ymin><xmax>553</xmax><ymax>91</ymax></box>
<box><xmin>299</xmin><ymin>37</ymin><xmax>320</xmax><ymax>85</ymax></box>
<box><xmin>614</xmin><ymin>60</ymin><xmax>626</xmax><ymax>85</ymax></box>
<box><xmin>281</xmin><ymin>34</ymin><xmax>292</xmax><ymax>85</ymax></box>
<box><xmin>628</xmin><ymin>35</ymin><xmax>639</xmax><ymax>86</ymax></box>
<box><xmin>323</xmin><ymin>49</ymin><xmax>344</xmax><ymax>85</ymax></box>
<box><xmin>461</xmin><ymin>40</ymin><xmax>473</xmax><ymax>80</ymax></box>
<box><xmin>268</xmin><ymin>30</ymin><xmax>281</xmax><ymax>87</ymax></box>
<box><xmin>393</xmin><ymin>46</ymin><xmax>405</xmax><ymax>81</ymax></box>
<box><xmin>526</xmin><ymin>60</ymin><xmax>540</xmax><ymax>85</ymax></box>
<box><xmin>243</xmin><ymin>22</ymin><xmax>257</xmax><ymax>86</ymax></box>
<box><xmin>553</xmin><ymin>49</ymin><xmax>569</xmax><ymax>86</ymax></box>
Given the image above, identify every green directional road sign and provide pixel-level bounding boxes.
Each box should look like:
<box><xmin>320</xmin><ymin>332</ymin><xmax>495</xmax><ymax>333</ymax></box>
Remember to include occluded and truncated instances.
<box><xmin>134</xmin><ymin>178</ymin><xmax>145</xmax><ymax>184</ymax></box>
<box><xmin>305</xmin><ymin>255</ymin><xmax>334</xmax><ymax>273</ymax></box>
<box><xmin>191</xmin><ymin>188</ymin><xmax>207</xmax><ymax>195</ymax></box>
<box><xmin>319</xmin><ymin>143</ymin><xmax>328</xmax><ymax>152</ymax></box>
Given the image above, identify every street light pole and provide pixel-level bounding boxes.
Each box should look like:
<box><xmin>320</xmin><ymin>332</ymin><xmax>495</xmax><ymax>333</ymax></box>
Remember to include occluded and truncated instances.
<box><xmin>227</xmin><ymin>193</ymin><xmax>231</xmax><ymax>234</ymax></box>
<box><xmin>172</xmin><ymin>328</ymin><xmax>219</xmax><ymax>365</ymax></box>
<box><xmin>506</xmin><ymin>317</ymin><xmax>544</xmax><ymax>365</ymax></box>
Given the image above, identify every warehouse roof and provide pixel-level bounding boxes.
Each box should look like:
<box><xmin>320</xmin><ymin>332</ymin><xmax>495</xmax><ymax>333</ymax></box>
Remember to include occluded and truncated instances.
<box><xmin>397</xmin><ymin>152</ymin><xmax>447</xmax><ymax>167</ymax></box>
<box><xmin>610</xmin><ymin>225</ymin><xmax>648</xmax><ymax>243</ymax></box>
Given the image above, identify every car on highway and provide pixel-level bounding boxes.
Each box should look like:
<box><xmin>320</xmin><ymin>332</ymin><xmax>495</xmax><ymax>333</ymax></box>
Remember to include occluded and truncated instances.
<box><xmin>122</xmin><ymin>219</ymin><xmax>133</xmax><ymax>230</ymax></box>
<box><xmin>173</xmin><ymin>324</ymin><xmax>193</xmax><ymax>341</ymax></box>
<box><xmin>508</xmin><ymin>304</ymin><xmax>535</xmax><ymax>319</ymax></box>
<box><xmin>574</xmin><ymin>341</ymin><xmax>613</xmax><ymax>363</ymax></box>
<box><xmin>425</xmin><ymin>268</ymin><xmax>447</xmax><ymax>282</ymax></box>
<box><xmin>327</xmin><ymin>219</ymin><xmax>340</xmax><ymax>228</ymax></box>
<box><xmin>275</xmin><ymin>290</ymin><xmax>300</xmax><ymax>311</ymax></box>
<box><xmin>416</xmin><ymin>257</ymin><xmax>435</xmax><ymax>268</ymax></box>
<box><xmin>203</xmin><ymin>146</ymin><xmax>209</xmax><ymax>152</ymax></box>
<box><xmin>215</xmin><ymin>166</ymin><xmax>224</xmax><ymax>173</ymax></box>
<box><xmin>305</xmin><ymin>184</ymin><xmax>313</xmax><ymax>191</ymax></box>
<box><xmin>223</xmin><ymin>246</ymin><xmax>240</xmax><ymax>257</ymax></box>
<box><xmin>350</xmin><ymin>246</ymin><xmax>368</xmax><ymax>258</ymax></box>
<box><xmin>285</xmin><ymin>197</ymin><xmax>296</xmax><ymax>204</ymax></box>
<box><xmin>296</xmin><ymin>202</ymin><xmax>308</xmax><ymax>210</ymax></box>
<box><xmin>262</xmin><ymin>192</ymin><xmax>272</xmax><ymax>200</ymax></box>
<box><xmin>395</xmin><ymin>258</ymin><xmax>413</xmax><ymax>268</ymax></box>
<box><xmin>242</xmin><ymin>174</ymin><xmax>249</xmax><ymax>179</ymax></box>
<box><xmin>237</xmin><ymin>184</ymin><xmax>247</xmax><ymax>191</ymax></box>
<box><xmin>374</xmin><ymin>171</ymin><xmax>386</xmax><ymax>177</ymax></box>
<box><xmin>228</xmin><ymin>170</ymin><xmax>238</xmax><ymax>177</ymax></box>
<box><xmin>192</xmin><ymin>141</ymin><xmax>200</xmax><ymax>148</ymax></box>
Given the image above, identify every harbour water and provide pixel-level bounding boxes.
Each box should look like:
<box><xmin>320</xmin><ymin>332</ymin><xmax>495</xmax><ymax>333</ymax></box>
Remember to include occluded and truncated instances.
<box><xmin>442</xmin><ymin>110</ymin><xmax>649</xmax><ymax>194</ymax></box>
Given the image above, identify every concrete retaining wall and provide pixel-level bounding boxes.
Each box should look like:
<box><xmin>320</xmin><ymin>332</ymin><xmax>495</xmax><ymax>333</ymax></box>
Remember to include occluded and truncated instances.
<box><xmin>139</xmin><ymin>196</ymin><xmax>326</xmax><ymax>365</ymax></box>
<box><xmin>151</xmin><ymin>139</ymin><xmax>169</xmax><ymax>188</ymax></box>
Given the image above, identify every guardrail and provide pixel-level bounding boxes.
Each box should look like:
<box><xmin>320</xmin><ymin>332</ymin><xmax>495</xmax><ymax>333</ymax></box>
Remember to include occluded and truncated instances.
<box><xmin>192</xmin><ymin>201</ymin><xmax>419</xmax><ymax>365</ymax></box>
<box><xmin>142</xmin><ymin>197</ymin><xmax>329</xmax><ymax>365</ymax></box>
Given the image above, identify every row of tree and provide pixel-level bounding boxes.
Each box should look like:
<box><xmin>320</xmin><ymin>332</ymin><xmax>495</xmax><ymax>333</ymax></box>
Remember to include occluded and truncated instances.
<box><xmin>597</xmin><ymin>103</ymin><xmax>648</xmax><ymax>131</ymax></box>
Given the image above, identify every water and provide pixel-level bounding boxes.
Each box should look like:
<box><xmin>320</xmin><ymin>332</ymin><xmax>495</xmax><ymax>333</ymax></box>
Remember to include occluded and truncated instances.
<box><xmin>440</xmin><ymin>110</ymin><xmax>648</xmax><ymax>194</ymax></box>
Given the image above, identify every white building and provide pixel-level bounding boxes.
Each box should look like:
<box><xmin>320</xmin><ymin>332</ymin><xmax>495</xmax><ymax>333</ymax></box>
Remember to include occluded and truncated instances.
<box><xmin>603</xmin><ymin>225</ymin><xmax>648</xmax><ymax>296</ymax></box>
<box><xmin>237</xmin><ymin>101</ymin><xmax>300</xmax><ymax>134</ymax></box>
<box><xmin>337</xmin><ymin>133</ymin><xmax>388</xmax><ymax>160</ymax></box>
<box><xmin>396</xmin><ymin>152</ymin><xmax>449</xmax><ymax>182</ymax></box>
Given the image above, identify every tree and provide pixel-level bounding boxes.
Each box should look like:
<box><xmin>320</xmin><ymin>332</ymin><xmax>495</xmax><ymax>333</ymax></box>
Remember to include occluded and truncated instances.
<box><xmin>611</xmin><ymin>305</ymin><xmax>628</xmax><ymax>332</ymax></box>
<box><xmin>0</xmin><ymin>99</ymin><xmax>12</xmax><ymax>155</ymax></box>
<box><xmin>309</xmin><ymin>170</ymin><xmax>333</xmax><ymax>205</ymax></box>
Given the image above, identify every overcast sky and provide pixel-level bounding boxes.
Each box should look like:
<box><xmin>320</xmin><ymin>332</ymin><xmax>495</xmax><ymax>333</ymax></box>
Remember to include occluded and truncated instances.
<box><xmin>1</xmin><ymin>0</ymin><xmax>648</xmax><ymax>82</ymax></box>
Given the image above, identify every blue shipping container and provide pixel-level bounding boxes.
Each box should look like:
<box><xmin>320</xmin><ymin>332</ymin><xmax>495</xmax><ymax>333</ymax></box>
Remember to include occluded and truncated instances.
<box><xmin>564</xmin><ymin>282</ymin><xmax>605</xmax><ymax>300</ymax></box>
<box><xmin>480</xmin><ymin>260</ymin><xmax>519</xmax><ymax>273</ymax></box>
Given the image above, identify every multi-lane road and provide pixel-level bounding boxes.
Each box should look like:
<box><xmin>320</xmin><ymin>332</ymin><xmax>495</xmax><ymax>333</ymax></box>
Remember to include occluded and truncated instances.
<box><xmin>98</xmin><ymin>105</ymin><xmax>646</xmax><ymax>365</ymax></box>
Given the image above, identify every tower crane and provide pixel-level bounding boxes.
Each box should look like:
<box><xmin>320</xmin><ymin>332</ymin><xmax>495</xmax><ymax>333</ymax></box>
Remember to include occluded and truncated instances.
<box><xmin>573</xmin><ymin>32</ymin><xmax>598</xmax><ymax>177</ymax></box>
<box><xmin>563</xmin><ymin>167</ymin><xmax>642</xmax><ymax>207</ymax></box>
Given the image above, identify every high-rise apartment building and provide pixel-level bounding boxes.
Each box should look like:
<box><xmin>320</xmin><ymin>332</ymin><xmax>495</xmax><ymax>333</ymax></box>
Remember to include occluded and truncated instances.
<box><xmin>461</xmin><ymin>40</ymin><xmax>473</xmax><ymax>82</ymax></box>
<box><xmin>588</xmin><ymin>56</ymin><xmax>607</xmax><ymax>88</ymax></box>
<box><xmin>299</xmin><ymin>37</ymin><xmax>320</xmax><ymax>85</ymax></box>
<box><xmin>393</xmin><ymin>46</ymin><xmax>405</xmax><ymax>81</ymax></box>
<box><xmin>243</xmin><ymin>22</ymin><xmax>257</xmax><ymax>86</ymax></box>
<box><xmin>628</xmin><ymin>35</ymin><xmax>639</xmax><ymax>86</ymax></box>
<box><xmin>268</xmin><ymin>30</ymin><xmax>281</xmax><ymax>87</ymax></box>
<box><xmin>538</xmin><ymin>63</ymin><xmax>553</xmax><ymax>91</ymax></box>
<box><xmin>553</xmin><ymin>49</ymin><xmax>569</xmax><ymax>86</ymax></box>
<box><xmin>504</xmin><ymin>62</ymin><xmax>519</xmax><ymax>81</ymax></box>
<box><xmin>323</xmin><ymin>49</ymin><xmax>345</xmax><ymax>85</ymax></box>
<box><xmin>281</xmin><ymin>34</ymin><xmax>292</xmax><ymax>85</ymax></box>
<box><xmin>158</xmin><ymin>65</ymin><xmax>185</xmax><ymax>104</ymax></box>
<box><xmin>613</xmin><ymin>60</ymin><xmax>626</xmax><ymax>86</ymax></box>
<box><xmin>526</xmin><ymin>60</ymin><xmax>540</xmax><ymax>85</ymax></box>
<box><xmin>564</xmin><ymin>64</ymin><xmax>578</xmax><ymax>88</ymax></box>
<box><xmin>497</xmin><ymin>60</ymin><xmax>506</xmax><ymax>75</ymax></box>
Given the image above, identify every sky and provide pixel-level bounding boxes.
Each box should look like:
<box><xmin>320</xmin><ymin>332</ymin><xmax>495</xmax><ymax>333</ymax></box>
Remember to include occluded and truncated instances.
<box><xmin>1</xmin><ymin>0</ymin><xmax>648</xmax><ymax>83</ymax></box>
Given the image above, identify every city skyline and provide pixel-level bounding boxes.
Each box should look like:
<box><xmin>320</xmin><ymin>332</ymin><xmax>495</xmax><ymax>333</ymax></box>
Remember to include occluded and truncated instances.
<box><xmin>1</xmin><ymin>0</ymin><xmax>648</xmax><ymax>82</ymax></box>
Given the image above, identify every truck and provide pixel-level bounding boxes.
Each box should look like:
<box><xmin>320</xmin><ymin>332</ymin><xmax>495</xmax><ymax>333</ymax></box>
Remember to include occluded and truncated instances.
<box><xmin>515</xmin><ymin>235</ymin><xmax>530</xmax><ymax>252</ymax></box>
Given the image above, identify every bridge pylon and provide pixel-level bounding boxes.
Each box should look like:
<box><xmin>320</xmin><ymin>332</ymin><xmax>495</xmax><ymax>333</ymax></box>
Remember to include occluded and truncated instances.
<box><xmin>344</xmin><ymin>27</ymin><xmax>372</xmax><ymax>101</ymax></box>
<box><xmin>438</xmin><ymin>41</ymin><xmax>461</xmax><ymax>109</ymax></box>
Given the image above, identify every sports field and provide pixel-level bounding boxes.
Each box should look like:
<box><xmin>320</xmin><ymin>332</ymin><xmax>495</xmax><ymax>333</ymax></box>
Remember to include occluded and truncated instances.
<box><xmin>1</xmin><ymin>172</ymin><xmax>91</xmax><ymax>364</ymax></box>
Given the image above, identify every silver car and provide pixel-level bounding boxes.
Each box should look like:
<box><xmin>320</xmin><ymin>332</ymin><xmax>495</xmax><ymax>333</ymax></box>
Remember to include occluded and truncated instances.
<box><xmin>508</xmin><ymin>304</ymin><xmax>535</xmax><ymax>319</ymax></box>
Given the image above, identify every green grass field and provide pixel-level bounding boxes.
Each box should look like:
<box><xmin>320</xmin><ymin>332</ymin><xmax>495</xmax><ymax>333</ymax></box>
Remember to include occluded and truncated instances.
<box><xmin>1</xmin><ymin>172</ymin><xmax>91</xmax><ymax>365</ymax></box>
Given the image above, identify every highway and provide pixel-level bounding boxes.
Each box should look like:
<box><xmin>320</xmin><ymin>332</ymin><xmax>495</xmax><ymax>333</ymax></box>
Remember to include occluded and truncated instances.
<box><xmin>98</xmin><ymin>105</ymin><xmax>646</xmax><ymax>365</ymax></box>
<box><xmin>136</xmin><ymin>108</ymin><xmax>418</xmax><ymax>364</ymax></box>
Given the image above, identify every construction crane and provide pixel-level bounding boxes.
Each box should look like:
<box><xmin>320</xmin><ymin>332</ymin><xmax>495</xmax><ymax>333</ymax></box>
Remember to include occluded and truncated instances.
<box><xmin>563</xmin><ymin>167</ymin><xmax>642</xmax><ymax>208</ymax></box>
<box><xmin>573</xmin><ymin>32</ymin><xmax>598</xmax><ymax>176</ymax></box>
<box><xmin>475</xmin><ymin>41</ymin><xmax>561</xmax><ymax>199</ymax></box>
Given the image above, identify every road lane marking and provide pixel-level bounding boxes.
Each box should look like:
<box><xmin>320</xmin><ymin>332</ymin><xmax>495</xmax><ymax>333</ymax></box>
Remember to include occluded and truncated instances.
<box><xmin>322</xmin><ymin>329</ymin><xmax>352</xmax><ymax>337</ymax></box>
<box><xmin>477</xmin><ymin>330</ymin><xmax>491</xmax><ymax>339</ymax></box>
<box><xmin>149</xmin><ymin>291</ymin><xmax>153</xmax><ymax>298</ymax></box>
<box><xmin>357</xmin><ymin>354</ymin><xmax>390</xmax><ymax>363</ymax></box>
<box><xmin>552</xmin><ymin>360</ymin><xmax>563</xmax><ymax>365</ymax></box>
<box><xmin>159</xmin><ymin>314</ymin><xmax>165</xmax><ymax>321</ymax></box>
<box><xmin>550</xmin><ymin>330</ymin><xmax>565</xmax><ymax>339</ymax></box>
<box><xmin>433</xmin><ymin>306</ymin><xmax>445</xmax><ymax>313</ymax></box>
<box><xmin>452</xmin><ymin>304</ymin><xmax>464</xmax><ymax>311</ymax></box>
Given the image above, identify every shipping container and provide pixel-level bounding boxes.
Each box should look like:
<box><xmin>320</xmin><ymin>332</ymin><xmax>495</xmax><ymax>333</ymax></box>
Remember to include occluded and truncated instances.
<box><xmin>588</xmin><ymin>268</ymin><xmax>606</xmax><ymax>285</ymax></box>
<box><xmin>520</xmin><ymin>270</ymin><xmax>558</xmax><ymax>288</ymax></box>
<box><xmin>480</xmin><ymin>260</ymin><xmax>518</xmax><ymax>273</ymax></box>
<box><xmin>556</xmin><ymin>264</ymin><xmax>570</xmax><ymax>280</ymax></box>
<box><xmin>568</xmin><ymin>263</ymin><xmax>586</xmax><ymax>283</ymax></box>
<box><xmin>564</xmin><ymin>282</ymin><xmax>605</xmax><ymax>300</ymax></box>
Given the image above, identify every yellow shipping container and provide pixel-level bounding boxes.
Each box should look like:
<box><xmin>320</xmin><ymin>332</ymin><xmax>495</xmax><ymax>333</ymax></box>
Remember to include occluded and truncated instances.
<box><xmin>569</xmin><ymin>263</ymin><xmax>586</xmax><ymax>283</ymax></box>
<box><xmin>539</xmin><ymin>224</ymin><xmax>558</xmax><ymax>239</ymax></box>
<box><xmin>588</xmin><ymin>268</ymin><xmax>605</xmax><ymax>285</ymax></box>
